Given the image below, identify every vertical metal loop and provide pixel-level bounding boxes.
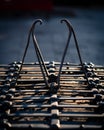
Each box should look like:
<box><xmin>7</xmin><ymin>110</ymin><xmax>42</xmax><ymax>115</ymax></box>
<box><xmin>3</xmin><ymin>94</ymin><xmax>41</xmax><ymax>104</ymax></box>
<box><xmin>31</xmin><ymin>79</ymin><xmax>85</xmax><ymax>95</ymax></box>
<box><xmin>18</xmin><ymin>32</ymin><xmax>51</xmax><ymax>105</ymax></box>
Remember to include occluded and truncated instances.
<box><xmin>15</xmin><ymin>19</ymin><xmax>49</xmax><ymax>87</ymax></box>
<box><xmin>57</xmin><ymin>18</ymin><xmax>89</xmax><ymax>87</ymax></box>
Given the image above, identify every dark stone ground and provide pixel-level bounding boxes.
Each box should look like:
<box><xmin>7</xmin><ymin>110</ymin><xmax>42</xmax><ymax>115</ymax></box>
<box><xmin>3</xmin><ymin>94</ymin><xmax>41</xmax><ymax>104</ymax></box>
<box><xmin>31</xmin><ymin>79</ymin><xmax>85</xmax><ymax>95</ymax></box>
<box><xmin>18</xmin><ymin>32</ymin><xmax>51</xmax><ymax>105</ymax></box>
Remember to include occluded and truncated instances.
<box><xmin>0</xmin><ymin>7</ymin><xmax>104</xmax><ymax>65</ymax></box>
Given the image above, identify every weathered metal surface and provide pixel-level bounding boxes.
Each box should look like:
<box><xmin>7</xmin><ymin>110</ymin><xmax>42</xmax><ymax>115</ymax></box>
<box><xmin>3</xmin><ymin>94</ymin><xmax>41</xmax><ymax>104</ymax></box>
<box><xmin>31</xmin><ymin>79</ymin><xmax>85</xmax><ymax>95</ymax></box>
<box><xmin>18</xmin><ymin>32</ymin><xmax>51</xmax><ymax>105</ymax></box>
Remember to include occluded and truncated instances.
<box><xmin>0</xmin><ymin>62</ymin><xmax>104</xmax><ymax>130</ymax></box>
<box><xmin>0</xmin><ymin>19</ymin><xmax>104</xmax><ymax>129</ymax></box>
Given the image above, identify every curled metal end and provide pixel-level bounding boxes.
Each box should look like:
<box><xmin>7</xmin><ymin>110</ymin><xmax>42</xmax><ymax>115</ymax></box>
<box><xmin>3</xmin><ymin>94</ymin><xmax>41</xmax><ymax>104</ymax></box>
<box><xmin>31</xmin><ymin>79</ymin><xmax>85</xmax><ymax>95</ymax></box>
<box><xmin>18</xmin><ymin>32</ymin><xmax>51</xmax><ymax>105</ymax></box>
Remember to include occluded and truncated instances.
<box><xmin>32</xmin><ymin>19</ymin><xmax>43</xmax><ymax>29</ymax></box>
<box><xmin>60</xmin><ymin>18</ymin><xmax>73</xmax><ymax>31</ymax></box>
<box><xmin>31</xmin><ymin>19</ymin><xmax>43</xmax><ymax>39</ymax></box>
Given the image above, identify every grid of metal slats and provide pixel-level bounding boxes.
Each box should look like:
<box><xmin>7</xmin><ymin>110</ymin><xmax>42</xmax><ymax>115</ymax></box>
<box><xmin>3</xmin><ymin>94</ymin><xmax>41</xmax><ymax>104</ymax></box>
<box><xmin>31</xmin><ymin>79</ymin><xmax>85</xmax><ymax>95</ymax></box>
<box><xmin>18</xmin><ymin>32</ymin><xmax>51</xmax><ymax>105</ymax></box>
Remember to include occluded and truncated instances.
<box><xmin>0</xmin><ymin>61</ymin><xmax>104</xmax><ymax>130</ymax></box>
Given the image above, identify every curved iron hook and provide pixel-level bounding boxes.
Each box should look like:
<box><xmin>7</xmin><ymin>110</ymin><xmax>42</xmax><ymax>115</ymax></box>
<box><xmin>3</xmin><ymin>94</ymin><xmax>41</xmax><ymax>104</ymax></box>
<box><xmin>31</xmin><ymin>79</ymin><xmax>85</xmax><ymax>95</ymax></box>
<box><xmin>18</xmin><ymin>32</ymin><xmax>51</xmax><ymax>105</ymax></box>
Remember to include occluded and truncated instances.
<box><xmin>57</xmin><ymin>18</ymin><xmax>89</xmax><ymax>87</ymax></box>
<box><xmin>61</xmin><ymin>19</ymin><xmax>84</xmax><ymax>67</ymax></box>
<box><xmin>57</xmin><ymin>19</ymin><xmax>72</xmax><ymax>87</ymax></box>
<box><xmin>21</xmin><ymin>19</ymin><xmax>42</xmax><ymax>68</ymax></box>
<box><xmin>15</xmin><ymin>19</ymin><xmax>49</xmax><ymax>87</ymax></box>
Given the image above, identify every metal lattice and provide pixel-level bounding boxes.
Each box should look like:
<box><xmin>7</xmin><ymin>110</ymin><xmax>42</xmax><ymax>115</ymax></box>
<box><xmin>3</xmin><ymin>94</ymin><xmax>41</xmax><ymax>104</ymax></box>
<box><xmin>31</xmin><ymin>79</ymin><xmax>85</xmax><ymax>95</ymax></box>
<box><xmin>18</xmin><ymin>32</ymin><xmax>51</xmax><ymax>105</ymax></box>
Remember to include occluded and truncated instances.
<box><xmin>0</xmin><ymin>19</ymin><xmax>104</xmax><ymax>130</ymax></box>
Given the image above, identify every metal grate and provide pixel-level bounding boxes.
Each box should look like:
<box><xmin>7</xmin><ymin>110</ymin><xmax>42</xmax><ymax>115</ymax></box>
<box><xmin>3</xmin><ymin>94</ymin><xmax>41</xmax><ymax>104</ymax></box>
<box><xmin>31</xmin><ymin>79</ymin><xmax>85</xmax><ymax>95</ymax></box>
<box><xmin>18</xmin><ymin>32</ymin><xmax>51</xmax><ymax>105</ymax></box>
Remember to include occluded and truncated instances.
<box><xmin>0</xmin><ymin>19</ymin><xmax>104</xmax><ymax>130</ymax></box>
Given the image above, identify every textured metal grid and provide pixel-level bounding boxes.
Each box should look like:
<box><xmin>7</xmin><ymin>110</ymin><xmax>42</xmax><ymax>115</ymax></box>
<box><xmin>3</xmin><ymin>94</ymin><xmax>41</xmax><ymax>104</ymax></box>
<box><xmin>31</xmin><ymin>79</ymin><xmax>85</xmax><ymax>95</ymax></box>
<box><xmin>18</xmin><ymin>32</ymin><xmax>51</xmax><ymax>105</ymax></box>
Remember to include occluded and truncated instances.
<box><xmin>0</xmin><ymin>61</ymin><xmax>104</xmax><ymax>130</ymax></box>
<box><xmin>0</xmin><ymin>19</ymin><xmax>104</xmax><ymax>129</ymax></box>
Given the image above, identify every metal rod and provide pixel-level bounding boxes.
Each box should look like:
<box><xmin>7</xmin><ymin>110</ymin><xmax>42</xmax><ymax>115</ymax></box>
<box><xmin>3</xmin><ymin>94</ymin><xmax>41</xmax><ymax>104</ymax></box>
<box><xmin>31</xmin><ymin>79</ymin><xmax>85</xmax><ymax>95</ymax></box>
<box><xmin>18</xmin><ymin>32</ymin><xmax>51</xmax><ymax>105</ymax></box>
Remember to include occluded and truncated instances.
<box><xmin>57</xmin><ymin>19</ymin><xmax>89</xmax><ymax>87</ymax></box>
<box><xmin>15</xmin><ymin>19</ymin><xmax>49</xmax><ymax>88</ymax></box>
<box><xmin>31</xmin><ymin>20</ymin><xmax>49</xmax><ymax>87</ymax></box>
<box><xmin>57</xmin><ymin>19</ymin><xmax>72</xmax><ymax>87</ymax></box>
<box><xmin>12</xmin><ymin>104</ymin><xmax>98</xmax><ymax>108</ymax></box>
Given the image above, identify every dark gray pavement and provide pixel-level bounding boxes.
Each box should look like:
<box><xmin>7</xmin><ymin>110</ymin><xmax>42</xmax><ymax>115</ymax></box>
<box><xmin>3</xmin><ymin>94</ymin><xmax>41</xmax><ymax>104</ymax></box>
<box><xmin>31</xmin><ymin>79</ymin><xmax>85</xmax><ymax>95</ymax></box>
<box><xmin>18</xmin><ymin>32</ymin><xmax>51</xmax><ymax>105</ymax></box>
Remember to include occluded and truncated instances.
<box><xmin>0</xmin><ymin>7</ymin><xmax>104</xmax><ymax>65</ymax></box>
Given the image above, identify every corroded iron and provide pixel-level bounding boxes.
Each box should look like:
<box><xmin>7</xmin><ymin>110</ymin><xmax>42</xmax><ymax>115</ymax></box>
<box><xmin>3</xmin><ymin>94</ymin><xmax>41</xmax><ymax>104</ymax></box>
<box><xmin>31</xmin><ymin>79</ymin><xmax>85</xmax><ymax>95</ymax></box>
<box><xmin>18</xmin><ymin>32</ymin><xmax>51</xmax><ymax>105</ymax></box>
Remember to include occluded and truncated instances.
<box><xmin>0</xmin><ymin>19</ymin><xmax>104</xmax><ymax>130</ymax></box>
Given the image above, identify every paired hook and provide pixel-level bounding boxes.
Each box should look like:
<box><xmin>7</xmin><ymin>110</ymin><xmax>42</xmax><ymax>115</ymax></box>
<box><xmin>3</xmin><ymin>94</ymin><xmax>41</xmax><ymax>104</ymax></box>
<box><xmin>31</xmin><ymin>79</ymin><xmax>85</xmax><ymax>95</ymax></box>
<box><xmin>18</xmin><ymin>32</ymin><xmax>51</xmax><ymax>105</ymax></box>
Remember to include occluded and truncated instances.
<box><xmin>15</xmin><ymin>18</ymin><xmax>89</xmax><ymax>89</ymax></box>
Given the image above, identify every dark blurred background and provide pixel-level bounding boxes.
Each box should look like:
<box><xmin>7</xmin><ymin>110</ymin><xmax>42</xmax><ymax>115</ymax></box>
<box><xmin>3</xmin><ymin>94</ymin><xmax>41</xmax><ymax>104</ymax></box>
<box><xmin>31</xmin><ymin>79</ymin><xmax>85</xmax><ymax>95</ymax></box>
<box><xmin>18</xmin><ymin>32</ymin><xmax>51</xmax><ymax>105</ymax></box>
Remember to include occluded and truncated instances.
<box><xmin>0</xmin><ymin>0</ymin><xmax>104</xmax><ymax>65</ymax></box>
